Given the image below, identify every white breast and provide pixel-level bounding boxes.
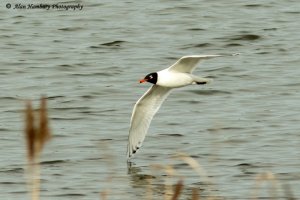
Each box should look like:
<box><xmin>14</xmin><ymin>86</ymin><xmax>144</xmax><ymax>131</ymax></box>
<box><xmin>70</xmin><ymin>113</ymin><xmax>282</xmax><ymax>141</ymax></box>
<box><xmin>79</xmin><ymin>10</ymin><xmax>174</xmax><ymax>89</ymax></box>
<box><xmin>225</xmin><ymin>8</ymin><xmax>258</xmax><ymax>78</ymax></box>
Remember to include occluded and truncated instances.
<box><xmin>156</xmin><ymin>69</ymin><xmax>193</xmax><ymax>88</ymax></box>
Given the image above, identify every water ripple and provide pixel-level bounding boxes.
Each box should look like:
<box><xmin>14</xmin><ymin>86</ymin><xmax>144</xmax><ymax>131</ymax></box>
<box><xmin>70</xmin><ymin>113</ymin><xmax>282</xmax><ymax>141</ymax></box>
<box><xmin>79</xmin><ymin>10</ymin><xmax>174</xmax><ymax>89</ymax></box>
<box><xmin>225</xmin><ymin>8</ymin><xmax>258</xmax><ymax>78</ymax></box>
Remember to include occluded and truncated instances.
<box><xmin>187</xmin><ymin>90</ymin><xmax>232</xmax><ymax>95</ymax></box>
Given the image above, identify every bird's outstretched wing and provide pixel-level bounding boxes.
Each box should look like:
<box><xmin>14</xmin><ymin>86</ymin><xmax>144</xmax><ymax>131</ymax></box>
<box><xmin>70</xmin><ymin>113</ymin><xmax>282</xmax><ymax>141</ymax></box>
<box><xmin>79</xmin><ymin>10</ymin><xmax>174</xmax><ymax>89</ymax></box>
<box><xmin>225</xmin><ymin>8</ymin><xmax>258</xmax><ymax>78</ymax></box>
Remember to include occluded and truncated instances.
<box><xmin>127</xmin><ymin>85</ymin><xmax>172</xmax><ymax>159</ymax></box>
<box><xmin>168</xmin><ymin>55</ymin><xmax>222</xmax><ymax>73</ymax></box>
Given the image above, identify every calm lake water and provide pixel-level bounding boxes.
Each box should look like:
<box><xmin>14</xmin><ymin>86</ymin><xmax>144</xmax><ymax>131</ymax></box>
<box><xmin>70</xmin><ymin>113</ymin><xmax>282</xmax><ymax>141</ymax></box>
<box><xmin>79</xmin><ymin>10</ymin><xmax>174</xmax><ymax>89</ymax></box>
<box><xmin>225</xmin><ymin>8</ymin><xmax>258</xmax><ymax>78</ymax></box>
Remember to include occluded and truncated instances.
<box><xmin>1</xmin><ymin>0</ymin><xmax>299</xmax><ymax>199</ymax></box>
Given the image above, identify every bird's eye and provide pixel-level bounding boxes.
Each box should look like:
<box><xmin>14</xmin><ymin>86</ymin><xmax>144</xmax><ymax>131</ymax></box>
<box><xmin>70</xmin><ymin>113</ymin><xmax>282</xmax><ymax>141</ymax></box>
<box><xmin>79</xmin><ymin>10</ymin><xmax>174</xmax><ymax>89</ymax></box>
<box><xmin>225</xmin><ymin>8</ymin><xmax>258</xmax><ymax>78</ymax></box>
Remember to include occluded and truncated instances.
<box><xmin>149</xmin><ymin>75</ymin><xmax>153</xmax><ymax>79</ymax></box>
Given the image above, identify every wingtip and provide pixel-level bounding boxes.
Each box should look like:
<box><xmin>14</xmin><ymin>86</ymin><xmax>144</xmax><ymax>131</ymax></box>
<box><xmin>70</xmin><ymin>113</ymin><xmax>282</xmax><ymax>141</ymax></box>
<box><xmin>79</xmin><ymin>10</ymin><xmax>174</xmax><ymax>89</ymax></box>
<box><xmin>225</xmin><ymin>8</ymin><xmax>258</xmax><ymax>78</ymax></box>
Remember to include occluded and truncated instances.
<box><xmin>181</xmin><ymin>53</ymin><xmax>240</xmax><ymax>59</ymax></box>
<box><xmin>127</xmin><ymin>145</ymin><xmax>136</xmax><ymax>160</ymax></box>
<box><xmin>218</xmin><ymin>53</ymin><xmax>241</xmax><ymax>57</ymax></box>
<box><xmin>182</xmin><ymin>54</ymin><xmax>222</xmax><ymax>58</ymax></box>
<box><xmin>127</xmin><ymin>147</ymin><xmax>140</xmax><ymax>161</ymax></box>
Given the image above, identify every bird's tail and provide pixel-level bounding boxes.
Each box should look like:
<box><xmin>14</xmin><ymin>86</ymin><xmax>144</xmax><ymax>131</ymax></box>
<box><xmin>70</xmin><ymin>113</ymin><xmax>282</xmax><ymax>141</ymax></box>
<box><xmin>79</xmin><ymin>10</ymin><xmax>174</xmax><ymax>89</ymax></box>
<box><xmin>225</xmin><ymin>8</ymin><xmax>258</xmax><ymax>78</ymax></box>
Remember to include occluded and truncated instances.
<box><xmin>191</xmin><ymin>75</ymin><xmax>213</xmax><ymax>85</ymax></box>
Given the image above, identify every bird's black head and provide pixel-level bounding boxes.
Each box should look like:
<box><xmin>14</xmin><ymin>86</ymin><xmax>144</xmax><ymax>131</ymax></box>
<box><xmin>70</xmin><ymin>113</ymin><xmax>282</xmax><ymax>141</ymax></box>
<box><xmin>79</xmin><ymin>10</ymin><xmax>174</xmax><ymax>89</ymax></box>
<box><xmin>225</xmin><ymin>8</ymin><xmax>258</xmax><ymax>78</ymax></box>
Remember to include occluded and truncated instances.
<box><xmin>139</xmin><ymin>72</ymin><xmax>158</xmax><ymax>84</ymax></box>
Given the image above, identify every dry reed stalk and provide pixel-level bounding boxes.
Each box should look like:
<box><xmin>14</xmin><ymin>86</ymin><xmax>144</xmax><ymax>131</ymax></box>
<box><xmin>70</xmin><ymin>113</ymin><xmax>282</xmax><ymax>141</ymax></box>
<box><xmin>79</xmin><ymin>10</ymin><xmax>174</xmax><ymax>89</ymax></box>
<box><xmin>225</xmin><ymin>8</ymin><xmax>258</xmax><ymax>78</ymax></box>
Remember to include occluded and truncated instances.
<box><xmin>282</xmin><ymin>183</ymin><xmax>295</xmax><ymax>200</ymax></box>
<box><xmin>25</xmin><ymin>97</ymin><xmax>51</xmax><ymax>162</ymax></box>
<box><xmin>97</xmin><ymin>141</ymin><xmax>115</xmax><ymax>200</ymax></box>
<box><xmin>175</xmin><ymin>153</ymin><xmax>209</xmax><ymax>183</ymax></box>
<box><xmin>24</xmin><ymin>97</ymin><xmax>51</xmax><ymax>200</ymax></box>
<box><xmin>37</xmin><ymin>97</ymin><xmax>51</xmax><ymax>153</ymax></box>
<box><xmin>175</xmin><ymin>153</ymin><xmax>217</xmax><ymax>200</ymax></box>
<box><xmin>192</xmin><ymin>188</ymin><xmax>200</xmax><ymax>200</ymax></box>
<box><xmin>151</xmin><ymin>164</ymin><xmax>182</xmax><ymax>200</ymax></box>
<box><xmin>100</xmin><ymin>190</ymin><xmax>110</xmax><ymax>200</ymax></box>
<box><xmin>145</xmin><ymin>176</ymin><xmax>153</xmax><ymax>200</ymax></box>
<box><xmin>251</xmin><ymin>171</ymin><xmax>279</xmax><ymax>200</ymax></box>
<box><xmin>164</xmin><ymin>165</ymin><xmax>178</xmax><ymax>200</ymax></box>
<box><xmin>171</xmin><ymin>179</ymin><xmax>184</xmax><ymax>200</ymax></box>
<box><xmin>25</xmin><ymin>101</ymin><xmax>35</xmax><ymax>162</ymax></box>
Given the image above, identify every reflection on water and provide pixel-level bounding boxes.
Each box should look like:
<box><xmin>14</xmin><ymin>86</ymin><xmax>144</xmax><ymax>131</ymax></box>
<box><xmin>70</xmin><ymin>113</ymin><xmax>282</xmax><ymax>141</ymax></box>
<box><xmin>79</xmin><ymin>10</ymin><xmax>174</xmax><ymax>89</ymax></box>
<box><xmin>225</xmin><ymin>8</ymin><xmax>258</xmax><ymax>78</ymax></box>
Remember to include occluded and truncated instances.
<box><xmin>127</xmin><ymin>157</ymin><xmax>222</xmax><ymax>199</ymax></box>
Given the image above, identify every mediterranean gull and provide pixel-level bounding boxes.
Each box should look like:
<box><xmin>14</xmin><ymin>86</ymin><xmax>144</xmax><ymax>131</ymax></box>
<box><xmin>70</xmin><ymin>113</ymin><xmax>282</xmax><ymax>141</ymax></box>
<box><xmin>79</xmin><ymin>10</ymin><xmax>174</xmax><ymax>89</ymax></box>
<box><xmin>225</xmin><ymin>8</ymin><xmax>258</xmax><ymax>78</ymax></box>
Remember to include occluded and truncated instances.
<box><xmin>127</xmin><ymin>54</ymin><xmax>231</xmax><ymax>160</ymax></box>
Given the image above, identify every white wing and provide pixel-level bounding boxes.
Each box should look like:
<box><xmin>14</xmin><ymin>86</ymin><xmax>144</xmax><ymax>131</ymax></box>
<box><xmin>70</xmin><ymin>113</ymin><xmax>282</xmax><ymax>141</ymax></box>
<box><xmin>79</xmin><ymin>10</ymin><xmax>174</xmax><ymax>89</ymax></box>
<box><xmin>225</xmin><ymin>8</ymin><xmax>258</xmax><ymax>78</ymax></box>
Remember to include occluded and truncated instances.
<box><xmin>127</xmin><ymin>85</ymin><xmax>172</xmax><ymax>159</ymax></box>
<box><xmin>168</xmin><ymin>55</ymin><xmax>222</xmax><ymax>73</ymax></box>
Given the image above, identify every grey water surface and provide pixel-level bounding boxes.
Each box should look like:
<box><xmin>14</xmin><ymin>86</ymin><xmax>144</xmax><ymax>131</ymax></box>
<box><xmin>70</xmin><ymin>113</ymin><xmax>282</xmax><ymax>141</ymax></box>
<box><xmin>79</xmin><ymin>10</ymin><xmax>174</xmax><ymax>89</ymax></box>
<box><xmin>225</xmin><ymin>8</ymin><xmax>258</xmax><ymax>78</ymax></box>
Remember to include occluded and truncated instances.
<box><xmin>1</xmin><ymin>0</ymin><xmax>300</xmax><ymax>199</ymax></box>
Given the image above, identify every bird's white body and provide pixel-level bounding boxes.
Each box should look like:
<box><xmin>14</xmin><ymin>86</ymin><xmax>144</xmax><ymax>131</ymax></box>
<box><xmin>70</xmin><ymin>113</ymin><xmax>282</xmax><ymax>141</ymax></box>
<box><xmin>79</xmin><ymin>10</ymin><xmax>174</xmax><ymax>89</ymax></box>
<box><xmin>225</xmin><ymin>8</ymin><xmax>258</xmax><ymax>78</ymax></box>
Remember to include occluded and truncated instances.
<box><xmin>157</xmin><ymin>69</ymin><xmax>212</xmax><ymax>88</ymax></box>
<box><xmin>157</xmin><ymin>69</ymin><xmax>194</xmax><ymax>88</ymax></box>
<box><xmin>127</xmin><ymin>54</ymin><xmax>228</xmax><ymax>160</ymax></box>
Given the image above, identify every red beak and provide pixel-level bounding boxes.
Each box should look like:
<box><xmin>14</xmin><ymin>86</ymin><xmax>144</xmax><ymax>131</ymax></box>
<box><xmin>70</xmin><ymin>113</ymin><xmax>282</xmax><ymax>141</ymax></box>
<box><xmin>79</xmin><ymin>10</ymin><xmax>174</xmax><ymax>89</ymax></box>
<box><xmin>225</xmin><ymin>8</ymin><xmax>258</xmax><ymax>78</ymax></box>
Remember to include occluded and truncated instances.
<box><xmin>139</xmin><ymin>79</ymin><xmax>147</xmax><ymax>83</ymax></box>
